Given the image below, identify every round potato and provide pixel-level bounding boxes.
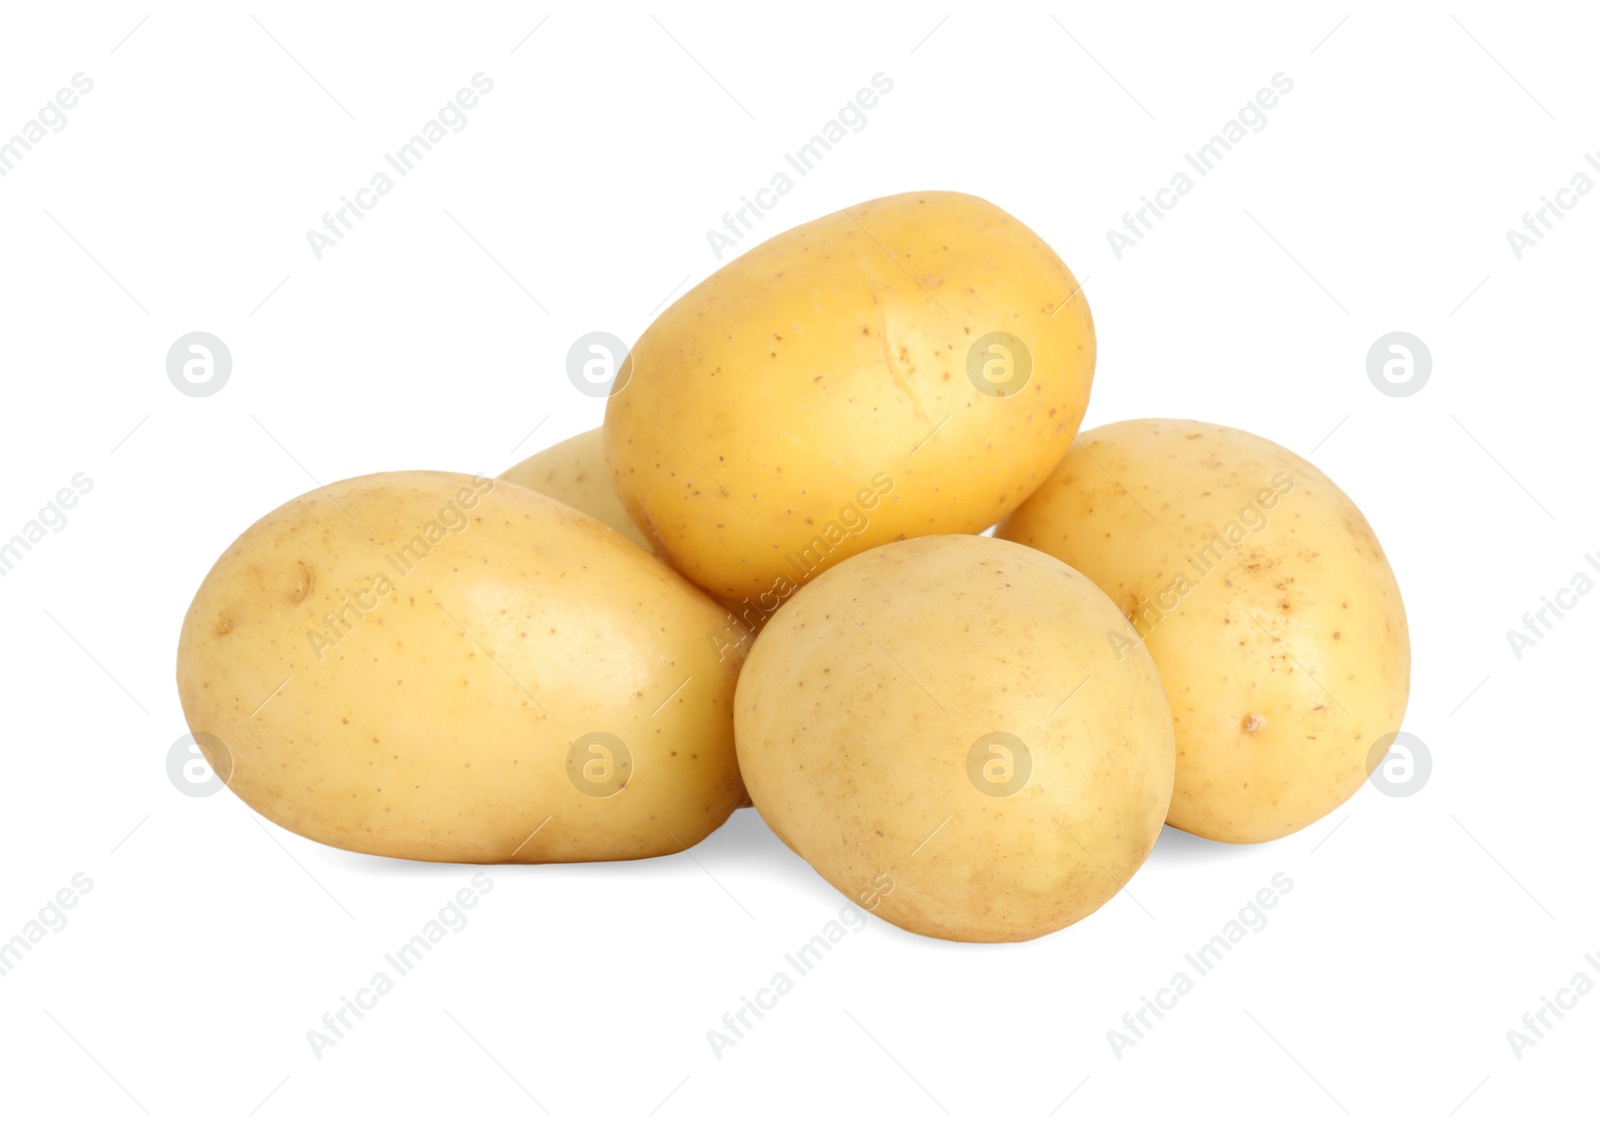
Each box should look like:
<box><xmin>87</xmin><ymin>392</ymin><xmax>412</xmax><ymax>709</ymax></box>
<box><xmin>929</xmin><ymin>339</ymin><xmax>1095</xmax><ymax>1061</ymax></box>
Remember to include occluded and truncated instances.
<box><xmin>734</xmin><ymin>535</ymin><xmax>1174</xmax><ymax>943</ymax></box>
<box><xmin>176</xmin><ymin>471</ymin><xmax>743</xmax><ymax>863</ymax></box>
<box><xmin>606</xmin><ymin>190</ymin><xmax>1095</xmax><ymax>615</ymax></box>
<box><xmin>501</xmin><ymin>428</ymin><xmax>652</xmax><ymax>553</ymax></box>
<box><xmin>997</xmin><ymin>419</ymin><xmax>1410</xmax><ymax>843</ymax></box>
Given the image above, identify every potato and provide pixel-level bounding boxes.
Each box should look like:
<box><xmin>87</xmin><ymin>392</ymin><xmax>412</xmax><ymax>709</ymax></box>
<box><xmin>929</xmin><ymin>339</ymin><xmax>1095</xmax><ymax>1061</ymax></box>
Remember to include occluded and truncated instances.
<box><xmin>502</xmin><ymin>432</ymin><xmax>758</xmax><ymax>810</ymax></box>
<box><xmin>734</xmin><ymin>535</ymin><xmax>1174</xmax><ymax>943</ymax></box>
<box><xmin>175</xmin><ymin>471</ymin><xmax>743</xmax><ymax>862</ymax></box>
<box><xmin>606</xmin><ymin>190</ymin><xmax>1095</xmax><ymax>615</ymax></box>
<box><xmin>501</xmin><ymin>428</ymin><xmax>652</xmax><ymax>554</ymax></box>
<box><xmin>997</xmin><ymin>420</ymin><xmax>1410</xmax><ymax>843</ymax></box>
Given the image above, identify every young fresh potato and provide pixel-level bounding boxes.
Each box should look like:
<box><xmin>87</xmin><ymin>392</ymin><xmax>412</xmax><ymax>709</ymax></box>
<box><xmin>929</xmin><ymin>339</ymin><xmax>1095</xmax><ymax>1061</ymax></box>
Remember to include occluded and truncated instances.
<box><xmin>606</xmin><ymin>190</ymin><xmax>1096</xmax><ymax>613</ymax></box>
<box><xmin>501</xmin><ymin>428</ymin><xmax>653</xmax><ymax>553</ymax></box>
<box><xmin>734</xmin><ymin>535</ymin><xmax>1174</xmax><ymax>944</ymax></box>
<box><xmin>997</xmin><ymin>420</ymin><xmax>1410</xmax><ymax>844</ymax></box>
<box><xmin>176</xmin><ymin>471</ymin><xmax>743</xmax><ymax>863</ymax></box>
<box><xmin>501</xmin><ymin>432</ymin><xmax>760</xmax><ymax>807</ymax></box>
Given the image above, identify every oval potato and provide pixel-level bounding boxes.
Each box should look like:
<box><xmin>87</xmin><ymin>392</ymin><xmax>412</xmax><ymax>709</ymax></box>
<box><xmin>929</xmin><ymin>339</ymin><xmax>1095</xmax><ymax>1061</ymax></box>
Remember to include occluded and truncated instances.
<box><xmin>176</xmin><ymin>471</ymin><xmax>743</xmax><ymax>862</ymax></box>
<box><xmin>735</xmin><ymin>535</ymin><xmax>1174</xmax><ymax>943</ymax></box>
<box><xmin>997</xmin><ymin>419</ymin><xmax>1410</xmax><ymax>843</ymax></box>
<box><xmin>502</xmin><ymin>433</ymin><xmax>757</xmax><ymax>806</ymax></box>
<box><xmin>606</xmin><ymin>191</ymin><xmax>1095</xmax><ymax>613</ymax></box>
<box><xmin>502</xmin><ymin>435</ymin><xmax>757</xmax><ymax>807</ymax></box>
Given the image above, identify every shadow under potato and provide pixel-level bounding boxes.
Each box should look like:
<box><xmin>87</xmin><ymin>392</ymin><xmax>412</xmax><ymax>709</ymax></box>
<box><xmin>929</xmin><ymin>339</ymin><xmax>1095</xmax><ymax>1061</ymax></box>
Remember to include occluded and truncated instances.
<box><xmin>294</xmin><ymin>807</ymin><xmax>1275</xmax><ymax>942</ymax></box>
<box><xmin>302</xmin><ymin>804</ymin><xmax>824</xmax><ymax>892</ymax></box>
<box><xmin>676</xmin><ymin>806</ymin><xmax>825</xmax><ymax>893</ymax></box>
<box><xmin>1143</xmin><ymin>823</ymin><xmax>1273</xmax><ymax>867</ymax></box>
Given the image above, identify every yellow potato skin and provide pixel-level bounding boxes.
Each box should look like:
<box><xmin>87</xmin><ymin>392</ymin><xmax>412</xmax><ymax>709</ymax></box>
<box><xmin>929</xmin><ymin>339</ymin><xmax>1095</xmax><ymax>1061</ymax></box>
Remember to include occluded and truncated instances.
<box><xmin>501</xmin><ymin>428</ymin><xmax>653</xmax><ymax>554</ymax></box>
<box><xmin>734</xmin><ymin>535</ymin><xmax>1174</xmax><ymax>944</ymax></box>
<box><xmin>176</xmin><ymin>471</ymin><xmax>743</xmax><ymax>863</ymax></box>
<box><xmin>605</xmin><ymin>191</ymin><xmax>1095</xmax><ymax>607</ymax></box>
<box><xmin>502</xmin><ymin>436</ymin><xmax>759</xmax><ymax>809</ymax></box>
<box><xmin>997</xmin><ymin>420</ymin><xmax>1410</xmax><ymax>844</ymax></box>
<box><xmin>501</xmin><ymin>434</ymin><xmax>757</xmax><ymax>807</ymax></box>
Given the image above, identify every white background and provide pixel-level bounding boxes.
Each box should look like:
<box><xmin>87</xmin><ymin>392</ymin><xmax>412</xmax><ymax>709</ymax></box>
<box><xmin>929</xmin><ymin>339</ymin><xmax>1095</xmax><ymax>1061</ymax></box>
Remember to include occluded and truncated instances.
<box><xmin>0</xmin><ymin>2</ymin><xmax>1593</xmax><ymax>1125</ymax></box>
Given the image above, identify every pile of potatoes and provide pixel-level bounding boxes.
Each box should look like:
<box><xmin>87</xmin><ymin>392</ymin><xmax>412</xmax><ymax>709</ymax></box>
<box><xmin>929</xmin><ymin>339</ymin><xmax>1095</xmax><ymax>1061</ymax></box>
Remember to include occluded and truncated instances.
<box><xmin>177</xmin><ymin>192</ymin><xmax>1409</xmax><ymax>943</ymax></box>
